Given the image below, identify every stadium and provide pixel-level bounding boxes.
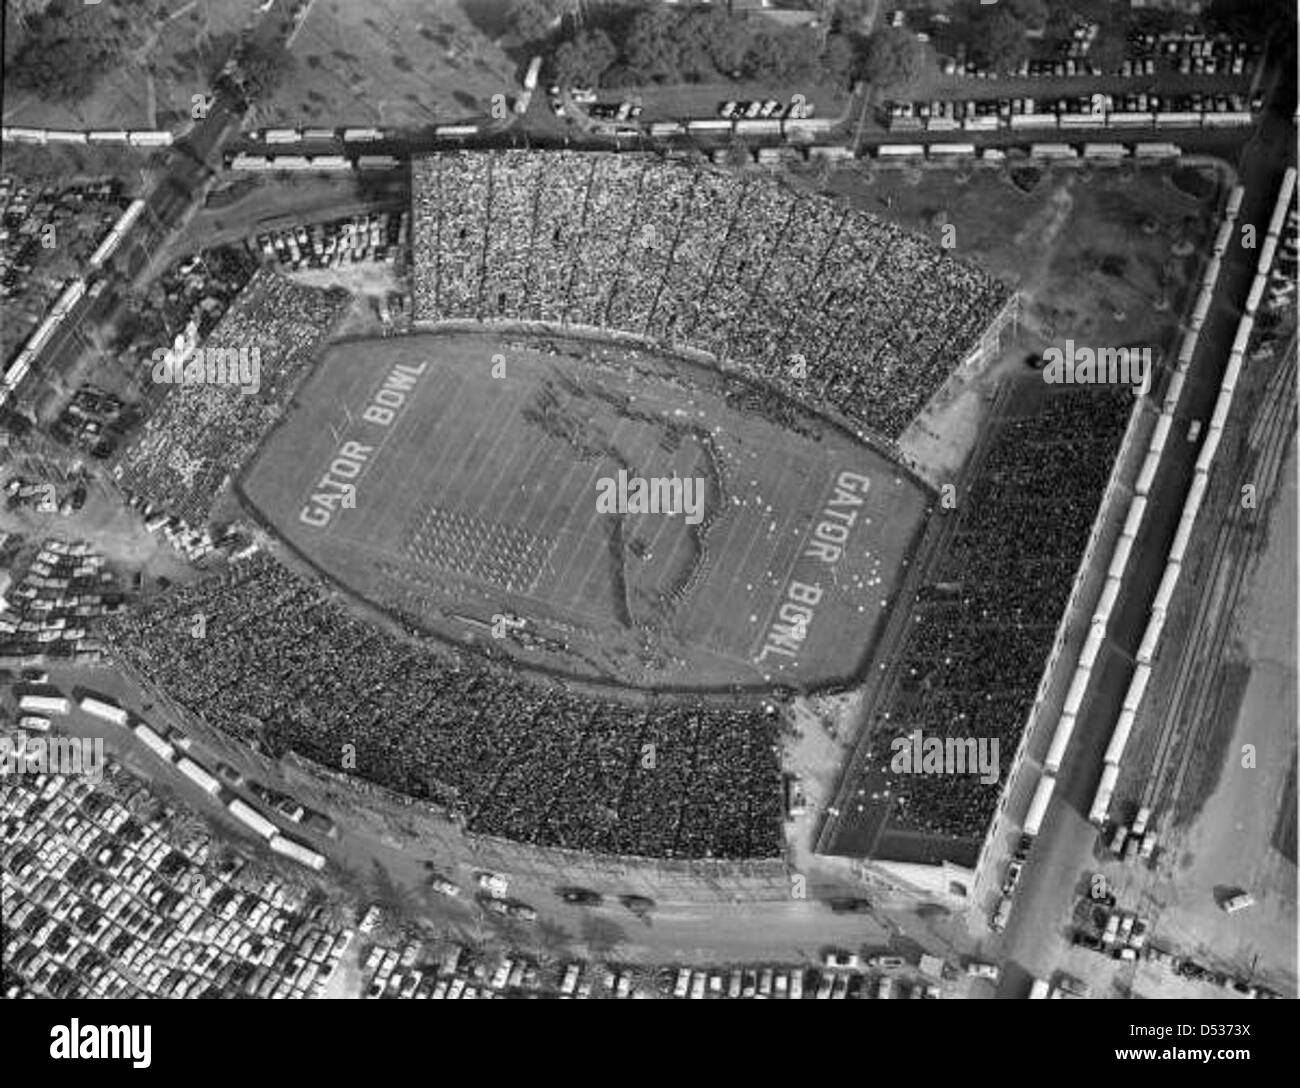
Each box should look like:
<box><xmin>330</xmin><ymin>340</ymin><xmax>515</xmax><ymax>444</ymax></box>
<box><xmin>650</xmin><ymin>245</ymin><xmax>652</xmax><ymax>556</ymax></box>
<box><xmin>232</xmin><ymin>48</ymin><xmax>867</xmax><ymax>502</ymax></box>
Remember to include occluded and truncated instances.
<box><xmin>103</xmin><ymin>148</ymin><xmax>1124</xmax><ymax>877</ymax></box>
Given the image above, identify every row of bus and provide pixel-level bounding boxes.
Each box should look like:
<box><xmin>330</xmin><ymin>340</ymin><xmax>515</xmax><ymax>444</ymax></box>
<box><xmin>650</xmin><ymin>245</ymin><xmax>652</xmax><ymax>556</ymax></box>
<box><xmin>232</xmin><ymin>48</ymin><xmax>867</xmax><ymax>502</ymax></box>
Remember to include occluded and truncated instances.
<box><xmin>228</xmin><ymin>153</ymin><xmax>401</xmax><ymax>172</ymax></box>
<box><xmin>254</xmin><ymin>124</ymin><xmax>477</xmax><ymax>143</ymax></box>
<box><xmin>1</xmin><ymin>278</ymin><xmax>86</xmax><ymax>408</ymax></box>
<box><xmin>1084</xmin><ymin>172</ymin><xmax>1299</xmax><ymax>824</ymax></box>
<box><xmin>2</xmin><ymin>198</ymin><xmax>143</xmax><ymax>408</ymax></box>
<box><xmin>42</xmin><ymin>690</ymin><xmax>330</xmax><ymax>872</ymax></box>
<box><xmin>892</xmin><ymin>108</ymin><xmax>1253</xmax><ymax>135</ymax></box>
<box><xmin>873</xmin><ymin>141</ymin><xmax>1183</xmax><ymax>162</ymax></box>
<box><xmin>1</xmin><ymin>127</ymin><xmax>173</xmax><ymax>147</ymax></box>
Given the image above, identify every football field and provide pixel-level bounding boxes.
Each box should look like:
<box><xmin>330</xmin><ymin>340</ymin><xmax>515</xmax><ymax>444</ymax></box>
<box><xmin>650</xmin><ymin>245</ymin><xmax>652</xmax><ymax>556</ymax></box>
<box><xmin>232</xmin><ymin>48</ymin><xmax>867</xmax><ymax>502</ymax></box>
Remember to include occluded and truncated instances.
<box><xmin>241</xmin><ymin>331</ymin><xmax>931</xmax><ymax>691</ymax></box>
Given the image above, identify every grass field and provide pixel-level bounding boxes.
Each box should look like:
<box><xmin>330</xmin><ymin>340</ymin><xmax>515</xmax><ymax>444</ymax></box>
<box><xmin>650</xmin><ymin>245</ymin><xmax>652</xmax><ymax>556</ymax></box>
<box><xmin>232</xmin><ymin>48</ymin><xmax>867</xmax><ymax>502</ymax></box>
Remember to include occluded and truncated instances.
<box><xmin>240</xmin><ymin>330</ymin><xmax>931</xmax><ymax>692</ymax></box>
<box><xmin>259</xmin><ymin>0</ymin><xmax>517</xmax><ymax>128</ymax></box>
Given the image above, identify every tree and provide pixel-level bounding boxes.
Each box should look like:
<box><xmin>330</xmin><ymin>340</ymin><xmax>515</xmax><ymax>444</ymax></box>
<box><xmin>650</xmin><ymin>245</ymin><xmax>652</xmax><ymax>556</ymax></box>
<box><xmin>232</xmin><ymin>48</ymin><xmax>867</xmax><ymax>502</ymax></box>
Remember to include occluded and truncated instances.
<box><xmin>239</xmin><ymin>38</ymin><xmax>297</xmax><ymax>100</ymax></box>
<box><xmin>860</xmin><ymin>27</ymin><xmax>931</xmax><ymax>91</ymax></box>
<box><xmin>6</xmin><ymin>0</ymin><xmax>129</xmax><ymax>102</ymax></box>
<box><xmin>625</xmin><ymin>6</ymin><xmax>681</xmax><ymax>84</ymax></box>
<box><xmin>1007</xmin><ymin>0</ymin><xmax>1049</xmax><ymax>32</ymax></box>
<box><xmin>552</xmin><ymin>29</ymin><xmax>617</xmax><ymax>88</ymax></box>
<box><xmin>971</xmin><ymin>10</ymin><xmax>1030</xmax><ymax>73</ymax></box>
<box><xmin>507</xmin><ymin>0</ymin><xmax>567</xmax><ymax>45</ymax></box>
<box><xmin>821</xmin><ymin>33</ymin><xmax>857</xmax><ymax>87</ymax></box>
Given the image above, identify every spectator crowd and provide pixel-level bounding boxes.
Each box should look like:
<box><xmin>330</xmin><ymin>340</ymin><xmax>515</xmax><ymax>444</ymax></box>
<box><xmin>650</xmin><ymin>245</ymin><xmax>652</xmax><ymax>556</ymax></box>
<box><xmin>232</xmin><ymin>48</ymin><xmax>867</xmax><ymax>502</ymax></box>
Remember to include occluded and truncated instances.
<box><xmin>850</xmin><ymin>389</ymin><xmax>1132</xmax><ymax>843</ymax></box>
<box><xmin>411</xmin><ymin>151</ymin><xmax>1009</xmax><ymax>442</ymax></box>
<box><xmin>113</xmin><ymin>270</ymin><xmax>349</xmax><ymax>526</ymax></box>
<box><xmin>105</xmin><ymin>555</ymin><xmax>785</xmax><ymax>861</ymax></box>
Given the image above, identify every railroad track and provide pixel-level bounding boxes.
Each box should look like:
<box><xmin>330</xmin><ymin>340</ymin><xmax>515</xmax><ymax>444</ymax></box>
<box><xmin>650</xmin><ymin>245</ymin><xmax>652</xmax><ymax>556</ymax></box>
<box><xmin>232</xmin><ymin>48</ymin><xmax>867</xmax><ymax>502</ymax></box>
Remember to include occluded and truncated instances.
<box><xmin>1141</xmin><ymin>340</ymin><xmax>1297</xmax><ymax>821</ymax></box>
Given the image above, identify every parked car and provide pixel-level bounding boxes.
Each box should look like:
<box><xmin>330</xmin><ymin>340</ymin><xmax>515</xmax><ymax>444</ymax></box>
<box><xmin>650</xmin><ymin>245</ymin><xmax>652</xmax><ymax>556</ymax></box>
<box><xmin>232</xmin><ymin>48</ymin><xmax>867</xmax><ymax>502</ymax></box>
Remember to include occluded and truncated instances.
<box><xmin>966</xmin><ymin>961</ymin><xmax>1000</xmax><ymax>982</ymax></box>
<box><xmin>476</xmin><ymin>871</ymin><xmax>509</xmax><ymax>898</ymax></box>
<box><xmin>556</xmin><ymin>887</ymin><xmax>603</xmax><ymax>906</ymax></box>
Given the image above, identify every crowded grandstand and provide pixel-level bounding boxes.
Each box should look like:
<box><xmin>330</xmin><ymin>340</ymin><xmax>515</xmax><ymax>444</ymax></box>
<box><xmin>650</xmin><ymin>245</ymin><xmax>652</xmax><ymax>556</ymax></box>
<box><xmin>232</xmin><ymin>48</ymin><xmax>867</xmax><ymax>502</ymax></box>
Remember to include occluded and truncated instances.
<box><xmin>411</xmin><ymin>151</ymin><xmax>1011</xmax><ymax>442</ymax></box>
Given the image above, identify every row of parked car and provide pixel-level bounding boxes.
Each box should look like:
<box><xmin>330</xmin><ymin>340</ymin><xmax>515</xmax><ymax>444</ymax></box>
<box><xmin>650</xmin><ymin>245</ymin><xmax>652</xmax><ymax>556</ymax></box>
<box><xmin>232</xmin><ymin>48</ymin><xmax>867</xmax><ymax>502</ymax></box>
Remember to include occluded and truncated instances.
<box><xmin>718</xmin><ymin>99</ymin><xmax>814</xmax><ymax>121</ymax></box>
<box><xmin>668</xmin><ymin>964</ymin><xmax>941</xmax><ymax>1000</ymax></box>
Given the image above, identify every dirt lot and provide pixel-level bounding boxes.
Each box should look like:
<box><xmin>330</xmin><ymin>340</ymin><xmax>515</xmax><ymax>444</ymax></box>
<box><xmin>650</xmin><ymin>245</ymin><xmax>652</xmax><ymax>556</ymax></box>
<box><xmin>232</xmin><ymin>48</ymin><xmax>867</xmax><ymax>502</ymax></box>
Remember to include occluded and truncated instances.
<box><xmin>258</xmin><ymin>0</ymin><xmax>517</xmax><ymax>128</ymax></box>
<box><xmin>808</xmin><ymin>158</ymin><xmax>1218</xmax><ymax>357</ymax></box>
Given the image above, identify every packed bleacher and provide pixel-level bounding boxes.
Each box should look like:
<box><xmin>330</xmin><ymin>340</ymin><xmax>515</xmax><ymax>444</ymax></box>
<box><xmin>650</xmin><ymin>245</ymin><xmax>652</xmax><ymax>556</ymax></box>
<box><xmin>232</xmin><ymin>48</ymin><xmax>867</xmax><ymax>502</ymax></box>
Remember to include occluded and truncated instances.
<box><xmin>411</xmin><ymin>151</ymin><xmax>1010</xmax><ymax>441</ymax></box>
<box><xmin>842</xmin><ymin>389</ymin><xmax>1132</xmax><ymax>847</ymax></box>
<box><xmin>104</xmin><ymin>555</ymin><xmax>784</xmax><ymax>860</ymax></box>
<box><xmin>112</xmin><ymin>270</ymin><xmax>349</xmax><ymax>525</ymax></box>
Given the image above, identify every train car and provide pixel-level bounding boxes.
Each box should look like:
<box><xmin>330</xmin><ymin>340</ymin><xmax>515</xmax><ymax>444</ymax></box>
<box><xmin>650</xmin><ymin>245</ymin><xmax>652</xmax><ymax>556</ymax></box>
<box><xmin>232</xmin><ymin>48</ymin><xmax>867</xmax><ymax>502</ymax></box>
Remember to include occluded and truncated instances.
<box><xmin>52</xmin><ymin>280</ymin><xmax>86</xmax><ymax>317</ymax></box>
<box><xmin>227</xmin><ymin>798</ymin><xmax>277</xmax><ymax>839</ymax></box>
<box><xmin>5</xmin><ymin>127</ymin><xmax>48</xmax><ymax>143</ymax></box>
<box><xmin>229</xmin><ymin>154</ymin><xmax>275</xmax><ymax>170</ymax></box>
<box><xmin>356</xmin><ymin>155</ymin><xmax>400</xmax><ymax>170</ymax></box>
<box><xmin>46</xmin><ymin>130</ymin><xmax>88</xmax><ymax>145</ymax></box>
<box><xmin>133</xmin><ymin>723</ymin><xmax>176</xmax><ymax>762</ymax></box>
<box><xmin>1023</xmin><ymin>774</ymin><xmax>1057</xmax><ymax>836</ymax></box>
<box><xmin>1045</xmin><ymin>715</ymin><xmax>1076</xmax><ymax>775</ymax></box>
<box><xmin>1063</xmin><ymin>665</ymin><xmax>1092</xmax><ymax>717</ymax></box>
<box><xmin>1221</xmin><ymin>350</ymin><xmax>1244</xmax><ymax>394</ymax></box>
<box><xmin>1169</xmin><ymin>510</ymin><xmax>1195</xmax><ymax>564</ymax></box>
<box><xmin>342</xmin><ymin>127</ymin><xmax>383</xmax><ymax>141</ymax></box>
<box><xmin>1149</xmin><ymin>413</ymin><xmax>1173</xmax><ymax>456</ymax></box>
<box><xmin>269</xmin><ymin>833</ymin><xmax>327</xmax><ymax>871</ymax></box>
<box><xmin>1212</xmin><ymin>219</ymin><xmax>1233</xmax><ymax>256</ymax></box>
<box><xmin>176</xmin><ymin>757</ymin><xmax>221</xmax><ymax>795</ymax></box>
<box><xmin>128</xmin><ymin>131</ymin><xmax>173</xmax><ymax>147</ymax></box>
<box><xmin>1231</xmin><ymin>316</ymin><xmax>1254</xmax><ymax>356</ymax></box>
<box><xmin>1009</xmin><ymin>113</ymin><xmax>1059</xmax><ymax>129</ymax></box>
<box><xmin>1029</xmin><ymin>143</ymin><xmax>1078</xmax><ymax>159</ymax></box>
<box><xmin>1078</xmin><ymin>623</ymin><xmax>1106</xmax><ymax>671</ymax></box>
<box><xmin>1153</xmin><ymin>111</ymin><xmax>1202</xmax><ymax>128</ymax></box>
<box><xmin>1201</xmin><ymin>255</ymin><xmax>1222</xmax><ymax>289</ymax></box>
<box><xmin>928</xmin><ymin>143</ymin><xmax>977</xmax><ymax>157</ymax></box>
<box><xmin>1164</xmin><ymin>371</ymin><xmax>1186</xmax><ymax>415</ymax></box>
<box><xmin>1195</xmin><ymin>424</ymin><xmax>1223</xmax><ymax>474</ymax></box>
<box><xmin>1278</xmin><ymin>166</ymin><xmax>1298</xmax><ymax>208</ymax></box>
<box><xmin>1132</xmin><ymin>142</ymin><xmax>1182</xmax><ymax>158</ymax></box>
<box><xmin>1082</xmin><ymin>143</ymin><xmax>1129</xmax><ymax>159</ymax></box>
<box><xmin>1203</xmin><ymin>111</ymin><xmax>1254</xmax><ymax>127</ymax></box>
<box><xmin>686</xmin><ymin>119</ymin><xmax>733</xmax><ymax>134</ymax></box>
<box><xmin>808</xmin><ymin>145</ymin><xmax>853</xmax><ymax>162</ymax></box>
<box><xmin>1104</xmin><ymin>707</ymin><xmax>1139</xmax><ymax>765</ymax></box>
<box><xmin>1258</xmin><ymin>236</ymin><xmax>1279</xmax><ymax>276</ymax></box>
<box><xmin>1134</xmin><ymin>449</ymin><xmax>1162</xmax><ymax>496</ymax></box>
<box><xmin>302</xmin><ymin>127</ymin><xmax>338</xmax><ymax>140</ymax></box>
<box><xmin>961</xmin><ymin>116</ymin><xmax>999</xmax><ymax>132</ymax></box>
<box><xmin>1105</xmin><ymin>111</ymin><xmax>1156</xmax><ymax>127</ymax></box>
<box><xmin>264</xmin><ymin>128</ymin><xmax>300</xmax><ymax>144</ymax></box>
<box><xmin>1059</xmin><ymin>112</ymin><xmax>1104</xmax><ymax>129</ymax></box>
<box><xmin>1153</xmin><ymin>561</ymin><xmax>1182</xmax><ymax>612</ymax></box>
<box><xmin>648</xmin><ymin>121</ymin><xmax>685</xmax><ymax>138</ymax></box>
<box><xmin>1108</xmin><ymin>534</ymin><xmax>1135</xmax><ymax>581</ymax></box>
<box><xmin>925</xmin><ymin>117</ymin><xmax>961</xmax><ymax>132</ymax></box>
<box><xmin>1189</xmin><ymin>285</ymin><xmax>1212</xmax><ymax>331</ymax></box>
<box><xmin>1122</xmin><ymin>663</ymin><xmax>1152</xmax><ymax>713</ymax></box>
<box><xmin>734</xmin><ymin>119</ymin><xmax>782</xmax><ymax>136</ymax></box>
<box><xmin>1177</xmin><ymin>332</ymin><xmax>1198</xmax><ymax>367</ymax></box>
<box><xmin>1089</xmin><ymin>763</ymin><xmax>1120</xmax><ymax>824</ymax></box>
<box><xmin>79</xmin><ymin>695</ymin><xmax>128</xmax><ymax>727</ymax></box>
<box><xmin>1094</xmin><ymin>576</ymin><xmax>1122</xmax><ymax>626</ymax></box>
<box><xmin>25</xmin><ymin>316</ymin><xmax>59</xmax><ymax>356</ymax></box>
<box><xmin>1122</xmin><ymin>495</ymin><xmax>1147</xmax><ymax>539</ymax></box>
<box><xmin>1225</xmin><ymin>185</ymin><xmax>1245</xmax><ymax>219</ymax></box>
<box><xmin>1135</xmin><ymin>613</ymin><xmax>1165</xmax><ymax>667</ymax></box>
<box><xmin>875</xmin><ymin>143</ymin><xmax>926</xmax><ymax>158</ymax></box>
<box><xmin>434</xmin><ymin>124</ymin><xmax>478</xmax><ymax>137</ymax></box>
<box><xmin>308</xmin><ymin>154</ymin><xmax>350</xmax><ymax>169</ymax></box>
<box><xmin>87</xmin><ymin>130</ymin><xmax>130</xmax><ymax>143</ymax></box>
<box><xmin>271</xmin><ymin>155</ymin><xmax>312</xmax><ymax>171</ymax></box>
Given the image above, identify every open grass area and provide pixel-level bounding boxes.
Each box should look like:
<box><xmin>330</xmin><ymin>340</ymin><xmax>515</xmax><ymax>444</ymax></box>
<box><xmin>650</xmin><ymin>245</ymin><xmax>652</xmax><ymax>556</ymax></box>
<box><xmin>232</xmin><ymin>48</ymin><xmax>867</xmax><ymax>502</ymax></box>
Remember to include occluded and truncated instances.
<box><xmin>259</xmin><ymin>0</ymin><xmax>518</xmax><ymax>128</ymax></box>
<box><xmin>241</xmin><ymin>329</ymin><xmax>930</xmax><ymax>692</ymax></box>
